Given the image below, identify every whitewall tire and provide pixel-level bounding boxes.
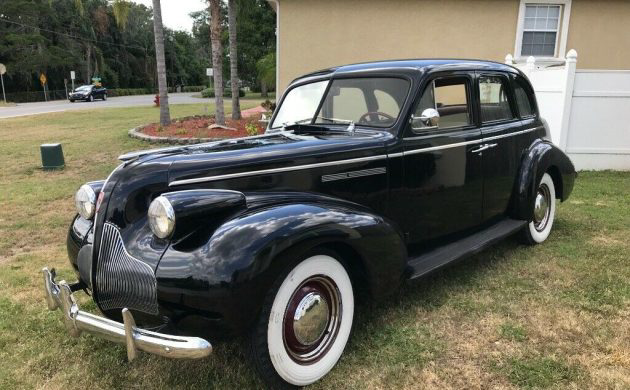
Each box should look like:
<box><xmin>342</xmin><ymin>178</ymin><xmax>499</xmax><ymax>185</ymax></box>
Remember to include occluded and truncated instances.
<box><xmin>250</xmin><ymin>253</ymin><xmax>354</xmax><ymax>388</ymax></box>
<box><xmin>521</xmin><ymin>172</ymin><xmax>556</xmax><ymax>244</ymax></box>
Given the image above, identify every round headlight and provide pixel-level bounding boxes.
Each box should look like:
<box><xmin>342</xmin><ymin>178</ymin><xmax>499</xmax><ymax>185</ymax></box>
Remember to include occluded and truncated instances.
<box><xmin>75</xmin><ymin>184</ymin><xmax>96</xmax><ymax>220</ymax></box>
<box><xmin>148</xmin><ymin>196</ymin><xmax>175</xmax><ymax>239</ymax></box>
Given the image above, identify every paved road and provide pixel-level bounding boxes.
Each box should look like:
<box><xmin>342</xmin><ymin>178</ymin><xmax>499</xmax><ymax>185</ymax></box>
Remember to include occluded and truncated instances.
<box><xmin>0</xmin><ymin>93</ymin><xmax>206</xmax><ymax>119</ymax></box>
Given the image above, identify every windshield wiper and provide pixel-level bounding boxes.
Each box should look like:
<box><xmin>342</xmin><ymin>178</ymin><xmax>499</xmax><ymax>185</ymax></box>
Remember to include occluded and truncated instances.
<box><xmin>317</xmin><ymin>117</ymin><xmax>356</xmax><ymax>134</ymax></box>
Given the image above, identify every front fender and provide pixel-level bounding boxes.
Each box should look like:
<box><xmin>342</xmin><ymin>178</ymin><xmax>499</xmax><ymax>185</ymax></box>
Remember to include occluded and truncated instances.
<box><xmin>512</xmin><ymin>139</ymin><xmax>576</xmax><ymax>220</ymax></box>
<box><xmin>155</xmin><ymin>197</ymin><xmax>406</xmax><ymax>335</ymax></box>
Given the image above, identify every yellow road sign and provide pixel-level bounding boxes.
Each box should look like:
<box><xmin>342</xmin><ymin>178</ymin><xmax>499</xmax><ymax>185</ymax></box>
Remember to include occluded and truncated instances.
<box><xmin>40</xmin><ymin>73</ymin><xmax>47</xmax><ymax>85</ymax></box>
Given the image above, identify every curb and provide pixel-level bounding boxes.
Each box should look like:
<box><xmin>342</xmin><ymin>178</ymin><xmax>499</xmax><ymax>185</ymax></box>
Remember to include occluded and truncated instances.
<box><xmin>128</xmin><ymin>126</ymin><xmax>224</xmax><ymax>144</ymax></box>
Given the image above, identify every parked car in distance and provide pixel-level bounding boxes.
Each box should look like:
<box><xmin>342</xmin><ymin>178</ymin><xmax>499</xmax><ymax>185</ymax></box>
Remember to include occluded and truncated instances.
<box><xmin>43</xmin><ymin>59</ymin><xmax>575</xmax><ymax>388</ymax></box>
<box><xmin>69</xmin><ymin>84</ymin><xmax>107</xmax><ymax>102</ymax></box>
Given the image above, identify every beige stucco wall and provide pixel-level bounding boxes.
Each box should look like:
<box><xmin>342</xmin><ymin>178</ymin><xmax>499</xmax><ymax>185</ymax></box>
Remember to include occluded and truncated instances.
<box><xmin>275</xmin><ymin>0</ymin><xmax>630</xmax><ymax>94</ymax></box>
<box><xmin>566</xmin><ymin>0</ymin><xmax>630</xmax><ymax>70</ymax></box>
<box><xmin>276</xmin><ymin>0</ymin><xmax>520</xmax><ymax>92</ymax></box>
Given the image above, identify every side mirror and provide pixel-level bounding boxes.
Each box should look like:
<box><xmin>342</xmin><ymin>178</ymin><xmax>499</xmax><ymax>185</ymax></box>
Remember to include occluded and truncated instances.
<box><xmin>410</xmin><ymin>108</ymin><xmax>440</xmax><ymax>132</ymax></box>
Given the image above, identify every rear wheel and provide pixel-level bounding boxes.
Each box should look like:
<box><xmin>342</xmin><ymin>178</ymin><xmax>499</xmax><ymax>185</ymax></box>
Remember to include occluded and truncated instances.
<box><xmin>102</xmin><ymin>94</ymin><xmax>107</xmax><ymax>101</ymax></box>
<box><xmin>249</xmin><ymin>253</ymin><xmax>354</xmax><ymax>388</ymax></box>
<box><xmin>520</xmin><ymin>172</ymin><xmax>556</xmax><ymax>244</ymax></box>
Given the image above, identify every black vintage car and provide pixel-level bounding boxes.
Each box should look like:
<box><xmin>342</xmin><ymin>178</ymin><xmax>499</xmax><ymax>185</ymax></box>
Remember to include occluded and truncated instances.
<box><xmin>69</xmin><ymin>84</ymin><xmax>107</xmax><ymax>102</ymax></box>
<box><xmin>43</xmin><ymin>59</ymin><xmax>575</xmax><ymax>388</ymax></box>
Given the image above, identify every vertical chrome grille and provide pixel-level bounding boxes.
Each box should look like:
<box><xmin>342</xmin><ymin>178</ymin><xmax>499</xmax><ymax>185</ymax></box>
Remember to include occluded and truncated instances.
<box><xmin>95</xmin><ymin>222</ymin><xmax>158</xmax><ymax>314</ymax></box>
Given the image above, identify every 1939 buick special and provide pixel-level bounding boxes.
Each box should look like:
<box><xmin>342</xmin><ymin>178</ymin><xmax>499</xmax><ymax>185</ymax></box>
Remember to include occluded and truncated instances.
<box><xmin>43</xmin><ymin>59</ymin><xmax>575</xmax><ymax>388</ymax></box>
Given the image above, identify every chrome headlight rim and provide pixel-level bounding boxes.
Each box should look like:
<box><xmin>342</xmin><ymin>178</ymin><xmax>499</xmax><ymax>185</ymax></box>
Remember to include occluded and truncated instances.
<box><xmin>75</xmin><ymin>184</ymin><xmax>97</xmax><ymax>220</ymax></box>
<box><xmin>148</xmin><ymin>196</ymin><xmax>176</xmax><ymax>239</ymax></box>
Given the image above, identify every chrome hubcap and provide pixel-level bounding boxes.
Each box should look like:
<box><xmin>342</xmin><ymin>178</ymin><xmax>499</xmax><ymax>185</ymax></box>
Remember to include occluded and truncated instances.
<box><xmin>533</xmin><ymin>184</ymin><xmax>551</xmax><ymax>231</ymax></box>
<box><xmin>293</xmin><ymin>292</ymin><xmax>329</xmax><ymax>345</ymax></box>
<box><xmin>283</xmin><ymin>276</ymin><xmax>341</xmax><ymax>364</ymax></box>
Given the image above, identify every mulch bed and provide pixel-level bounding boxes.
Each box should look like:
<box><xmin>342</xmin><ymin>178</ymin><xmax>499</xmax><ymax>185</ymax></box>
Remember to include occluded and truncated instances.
<box><xmin>140</xmin><ymin>115</ymin><xmax>265</xmax><ymax>139</ymax></box>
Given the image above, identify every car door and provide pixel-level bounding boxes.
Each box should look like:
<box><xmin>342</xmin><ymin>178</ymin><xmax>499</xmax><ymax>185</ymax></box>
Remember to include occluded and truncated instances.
<box><xmin>475</xmin><ymin>72</ymin><xmax>521</xmax><ymax>221</ymax></box>
<box><xmin>396</xmin><ymin>73</ymin><xmax>483</xmax><ymax>247</ymax></box>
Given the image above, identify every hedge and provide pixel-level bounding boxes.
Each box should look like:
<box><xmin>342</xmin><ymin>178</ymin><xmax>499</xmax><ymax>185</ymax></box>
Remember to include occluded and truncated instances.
<box><xmin>201</xmin><ymin>88</ymin><xmax>246</xmax><ymax>98</ymax></box>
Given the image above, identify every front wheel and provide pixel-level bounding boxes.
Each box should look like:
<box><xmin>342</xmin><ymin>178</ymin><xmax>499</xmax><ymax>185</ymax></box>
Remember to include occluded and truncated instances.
<box><xmin>88</xmin><ymin>95</ymin><xmax>94</xmax><ymax>102</ymax></box>
<box><xmin>249</xmin><ymin>253</ymin><xmax>354</xmax><ymax>388</ymax></box>
<box><xmin>520</xmin><ymin>172</ymin><xmax>556</xmax><ymax>244</ymax></box>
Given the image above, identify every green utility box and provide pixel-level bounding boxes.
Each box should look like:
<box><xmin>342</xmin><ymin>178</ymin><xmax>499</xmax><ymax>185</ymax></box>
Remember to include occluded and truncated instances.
<box><xmin>40</xmin><ymin>143</ymin><xmax>65</xmax><ymax>170</ymax></box>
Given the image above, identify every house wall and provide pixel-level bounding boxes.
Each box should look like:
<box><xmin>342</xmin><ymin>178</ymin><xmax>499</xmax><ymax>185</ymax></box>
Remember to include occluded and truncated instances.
<box><xmin>566</xmin><ymin>0</ymin><xmax>630</xmax><ymax>70</ymax></box>
<box><xmin>277</xmin><ymin>0</ymin><xmax>520</xmax><ymax>92</ymax></box>
<box><xmin>275</xmin><ymin>0</ymin><xmax>630</xmax><ymax>94</ymax></box>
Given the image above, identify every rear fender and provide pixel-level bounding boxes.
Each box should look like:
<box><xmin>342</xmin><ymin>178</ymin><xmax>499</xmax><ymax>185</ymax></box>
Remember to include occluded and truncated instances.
<box><xmin>511</xmin><ymin>139</ymin><xmax>576</xmax><ymax>220</ymax></box>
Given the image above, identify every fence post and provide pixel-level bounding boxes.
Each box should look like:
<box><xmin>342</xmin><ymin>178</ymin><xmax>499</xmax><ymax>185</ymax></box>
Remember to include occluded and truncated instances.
<box><xmin>524</xmin><ymin>56</ymin><xmax>536</xmax><ymax>77</ymax></box>
<box><xmin>559</xmin><ymin>49</ymin><xmax>578</xmax><ymax>151</ymax></box>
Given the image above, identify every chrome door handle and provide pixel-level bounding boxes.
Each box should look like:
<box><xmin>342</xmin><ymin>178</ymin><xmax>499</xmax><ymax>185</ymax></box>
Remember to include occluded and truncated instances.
<box><xmin>470</xmin><ymin>143</ymin><xmax>498</xmax><ymax>153</ymax></box>
<box><xmin>470</xmin><ymin>144</ymin><xmax>489</xmax><ymax>153</ymax></box>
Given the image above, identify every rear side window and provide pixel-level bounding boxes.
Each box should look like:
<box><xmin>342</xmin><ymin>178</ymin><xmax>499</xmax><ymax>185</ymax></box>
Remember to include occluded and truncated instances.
<box><xmin>478</xmin><ymin>75</ymin><xmax>514</xmax><ymax>122</ymax></box>
<box><xmin>513</xmin><ymin>77</ymin><xmax>536</xmax><ymax>117</ymax></box>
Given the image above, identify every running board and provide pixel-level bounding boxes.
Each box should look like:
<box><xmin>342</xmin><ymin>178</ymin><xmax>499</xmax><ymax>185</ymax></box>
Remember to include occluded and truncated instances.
<box><xmin>407</xmin><ymin>218</ymin><xmax>527</xmax><ymax>279</ymax></box>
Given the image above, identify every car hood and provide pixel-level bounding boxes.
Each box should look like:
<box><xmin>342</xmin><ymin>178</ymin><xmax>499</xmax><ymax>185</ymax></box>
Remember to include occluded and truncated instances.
<box><xmin>159</xmin><ymin>130</ymin><xmax>393</xmax><ymax>187</ymax></box>
<box><xmin>93</xmin><ymin>129</ymin><xmax>393</xmax><ymax>269</ymax></box>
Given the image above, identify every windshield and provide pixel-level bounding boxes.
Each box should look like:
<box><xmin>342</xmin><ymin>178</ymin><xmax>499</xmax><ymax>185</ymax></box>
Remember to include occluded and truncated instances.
<box><xmin>271</xmin><ymin>77</ymin><xmax>409</xmax><ymax>130</ymax></box>
<box><xmin>76</xmin><ymin>85</ymin><xmax>92</xmax><ymax>91</ymax></box>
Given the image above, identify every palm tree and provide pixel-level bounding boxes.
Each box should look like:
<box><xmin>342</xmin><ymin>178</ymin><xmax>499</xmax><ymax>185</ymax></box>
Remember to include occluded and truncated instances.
<box><xmin>151</xmin><ymin>0</ymin><xmax>170</xmax><ymax>125</ymax></box>
<box><xmin>209</xmin><ymin>0</ymin><xmax>225</xmax><ymax>125</ymax></box>
<box><xmin>227</xmin><ymin>0</ymin><xmax>241</xmax><ymax>120</ymax></box>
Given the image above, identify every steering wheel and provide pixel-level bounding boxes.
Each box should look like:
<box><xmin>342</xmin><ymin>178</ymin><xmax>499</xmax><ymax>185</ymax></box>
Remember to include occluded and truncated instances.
<box><xmin>358</xmin><ymin>111</ymin><xmax>395</xmax><ymax>124</ymax></box>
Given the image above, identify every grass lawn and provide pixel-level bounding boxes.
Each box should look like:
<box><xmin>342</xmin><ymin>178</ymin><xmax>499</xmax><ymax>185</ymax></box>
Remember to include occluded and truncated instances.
<box><xmin>0</xmin><ymin>104</ymin><xmax>628</xmax><ymax>389</ymax></box>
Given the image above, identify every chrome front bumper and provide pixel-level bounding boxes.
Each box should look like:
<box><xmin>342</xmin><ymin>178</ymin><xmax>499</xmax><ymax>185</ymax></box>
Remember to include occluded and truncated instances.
<box><xmin>42</xmin><ymin>267</ymin><xmax>212</xmax><ymax>361</ymax></box>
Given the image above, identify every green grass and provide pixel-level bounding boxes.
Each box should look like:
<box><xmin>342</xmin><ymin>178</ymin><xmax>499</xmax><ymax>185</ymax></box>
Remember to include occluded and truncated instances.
<box><xmin>0</xmin><ymin>105</ymin><xmax>629</xmax><ymax>389</ymax></box>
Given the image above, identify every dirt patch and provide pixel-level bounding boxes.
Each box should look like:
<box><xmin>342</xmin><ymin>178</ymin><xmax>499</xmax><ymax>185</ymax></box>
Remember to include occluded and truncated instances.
<box><xmin>139</xmin><ymin>115</ymin><xmax>265</xmax><ymax>139</ymax></box>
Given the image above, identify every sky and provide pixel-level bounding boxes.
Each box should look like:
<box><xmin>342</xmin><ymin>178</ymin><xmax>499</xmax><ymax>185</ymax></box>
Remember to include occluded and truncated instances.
<box><xmin>131</xmin><ymin>0</ymin><xmax>207</xmax><ymax>32</ymax></box>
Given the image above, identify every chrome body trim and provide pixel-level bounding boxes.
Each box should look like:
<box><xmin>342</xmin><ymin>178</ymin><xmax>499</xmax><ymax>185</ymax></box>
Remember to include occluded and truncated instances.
<box><xmin>168</xmin><ymin>154</ymin><xmax>388</xmax><ymax>186</ymax></box>
<box><xmin>42</xmin><ymin>267</ymin><xmax>212</xmax><ymax>361</ymax></box>
<box><xmin>481</xmin><ymin>127</ymin><xmax>538</xmax><ymax>142</ymax></box>
<box><xmin>321</xmin><ymin>167</ymin><xmax>386</xmax><ymax>182</ymax></box>
<box><xmin>167</xmin><ymin>128</ymin><xmax>539</xmax><ymax>185</ymax></box>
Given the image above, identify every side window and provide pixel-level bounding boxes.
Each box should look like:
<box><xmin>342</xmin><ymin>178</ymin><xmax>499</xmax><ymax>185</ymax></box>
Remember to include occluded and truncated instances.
<box><xmin>513</xmin><ymin>77</ymin><xmax>536</xmax><ymax>117</ymax></box>
<box><xmin>331</xmin><ymin>87</ymin><xmax>368</xmax><ymax>122</ymax></box>
<box><xmin>479</xmin><ymin>75</ymin><xmax>515</xmax><ymax>122</ymax></box>
<box><xmin>414</xmin><ymin>77</ymin><xmax>472</xmax><ymax>129</ymax></box>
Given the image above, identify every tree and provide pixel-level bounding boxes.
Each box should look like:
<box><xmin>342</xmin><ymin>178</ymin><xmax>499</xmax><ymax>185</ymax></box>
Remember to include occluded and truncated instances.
<box><xmin>151</xmin><ymin>0</ymin><xmax>170</xmax><ymax>126</ymax></box>
<box><xmin>227</xmin><ymin>0</ymin><xmax>241</xmax><ymax>119</ymax></box>
<box><xmin>208</xmin><ymin>0</ymin><xmax>225</xmax><ymax>125</ymax></box>
<box><xmin>256</xmin><ymin>52</ymin><xmax>275</xmax><ymax>98</ymax></box>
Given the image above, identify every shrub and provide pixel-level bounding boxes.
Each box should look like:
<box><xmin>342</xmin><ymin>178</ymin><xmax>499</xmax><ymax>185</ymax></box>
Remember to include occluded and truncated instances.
<box><xmin>182</xmin><ymin>85</ymin><xmax>205</xmax><ymax>92</ymax></box>
<box><xmin>261</xmin><ymin>99</ymin><xmax>276</xmax><ymax>112</ymax></box>
<box><xmin>201</xmin><ymin>88</ymin><xmax>245</xmax><ymax>98</ymax></box>
<box><xmin>245</xmin><ymin>122</ymin><xmax>259</xmax><ymax>136</ymax></box>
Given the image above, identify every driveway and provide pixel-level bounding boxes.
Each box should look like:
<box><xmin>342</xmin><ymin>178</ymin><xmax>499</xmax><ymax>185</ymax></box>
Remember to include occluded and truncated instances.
<box><xmin>0</xmin><ymin>92</ymin><xmax>205</xmax><ymax>119</ymax></box>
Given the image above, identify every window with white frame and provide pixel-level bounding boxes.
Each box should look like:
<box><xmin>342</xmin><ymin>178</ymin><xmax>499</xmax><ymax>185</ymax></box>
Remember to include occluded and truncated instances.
<box><xmin>521</xmin><ymin>5</ymin><xmax>560</xmax><ymax>56</ymax></box>
<box><xmin>515</xmin><ymin>0</ymin><xmax>571</xmax><ymax>60</ymax></box>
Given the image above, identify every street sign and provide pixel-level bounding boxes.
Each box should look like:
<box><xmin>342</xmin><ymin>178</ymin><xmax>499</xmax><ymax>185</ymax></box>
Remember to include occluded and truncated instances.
<box><xmin>70</xmin><ymin>70</ymin><xmax>75</xmax><ymax>80</ymax></box>
<box><xmin>40</xmin><ymin>73</ymin><xmax>47</xmax><ymax>86</ymax></box>
<box><xmin>0</xmin><ymin>63</ymin><xmax>6</xmax><ymax>75</ymax></box>
<box><xmin>206</xmin><ymin>68</ymin><xmax>213</xmax><ymax>77</ymax></box>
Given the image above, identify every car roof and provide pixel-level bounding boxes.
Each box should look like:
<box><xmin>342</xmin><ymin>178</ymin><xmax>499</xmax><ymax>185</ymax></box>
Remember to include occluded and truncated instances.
<box><xmin>296</xmin><ymin>59</ymin><xmax>520</xmax><ymax>81</ymax></box>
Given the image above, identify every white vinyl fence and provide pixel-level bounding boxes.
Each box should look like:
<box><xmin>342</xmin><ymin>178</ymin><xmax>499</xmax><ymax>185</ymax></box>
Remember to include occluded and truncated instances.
<box><xmin>506</xmin><ymin>51</ymin><xmax>630</xmax><ymax>170</ymax></box>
